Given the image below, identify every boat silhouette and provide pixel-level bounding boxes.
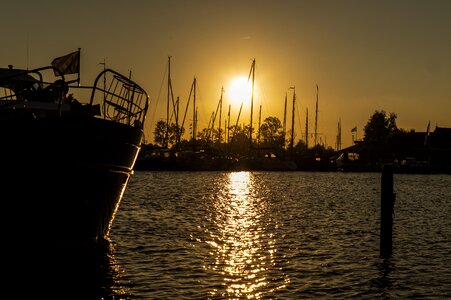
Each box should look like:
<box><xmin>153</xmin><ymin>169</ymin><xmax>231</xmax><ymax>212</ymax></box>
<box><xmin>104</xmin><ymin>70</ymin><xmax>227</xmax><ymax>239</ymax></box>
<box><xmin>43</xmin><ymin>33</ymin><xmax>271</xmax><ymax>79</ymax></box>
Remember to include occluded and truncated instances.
<box><xmin>0</xmin><ymin>53</ymin><xmax>149</xmax><ymax>246</ymax></box>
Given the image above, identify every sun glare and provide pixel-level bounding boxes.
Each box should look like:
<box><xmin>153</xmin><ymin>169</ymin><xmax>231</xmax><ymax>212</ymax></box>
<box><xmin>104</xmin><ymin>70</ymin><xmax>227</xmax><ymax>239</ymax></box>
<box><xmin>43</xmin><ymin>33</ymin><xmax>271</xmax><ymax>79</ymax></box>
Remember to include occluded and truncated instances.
<box><xmin>227</xmin><ymin>76</ymin><xmax>253</xmax><ymax>107</ymax></box>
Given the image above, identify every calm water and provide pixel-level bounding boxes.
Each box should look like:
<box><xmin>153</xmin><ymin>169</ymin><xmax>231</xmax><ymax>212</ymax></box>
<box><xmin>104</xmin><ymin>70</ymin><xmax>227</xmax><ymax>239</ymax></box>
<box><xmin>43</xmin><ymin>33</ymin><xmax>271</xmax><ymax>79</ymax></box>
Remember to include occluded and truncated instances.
<box><xmin>98</xmin><ymin>171</ymin><xmax>450</xmax><ymax>299</ymax></box>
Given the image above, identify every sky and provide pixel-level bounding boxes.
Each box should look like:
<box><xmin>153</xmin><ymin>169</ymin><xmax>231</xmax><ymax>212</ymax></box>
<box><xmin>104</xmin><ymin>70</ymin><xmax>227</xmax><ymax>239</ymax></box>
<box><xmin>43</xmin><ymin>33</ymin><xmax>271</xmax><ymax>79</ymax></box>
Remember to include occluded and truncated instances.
<box><xmin>2</xmin><ymin>0</ymin><xmax>451</xmax><ymax>148</ymax></box>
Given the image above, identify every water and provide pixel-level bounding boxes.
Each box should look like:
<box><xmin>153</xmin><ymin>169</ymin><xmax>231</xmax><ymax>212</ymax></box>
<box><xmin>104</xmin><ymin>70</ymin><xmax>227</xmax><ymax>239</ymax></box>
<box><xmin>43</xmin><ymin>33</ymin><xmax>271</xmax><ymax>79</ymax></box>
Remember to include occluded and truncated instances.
<box><xmin>13</xmin><ymin>171</ymin><xmax>440</xmax><ymax>299</ymax></box>
<box><xmin>101</xmin><ymin>171</ymin><xmax>450</xmax><ymax>299</ymax></box>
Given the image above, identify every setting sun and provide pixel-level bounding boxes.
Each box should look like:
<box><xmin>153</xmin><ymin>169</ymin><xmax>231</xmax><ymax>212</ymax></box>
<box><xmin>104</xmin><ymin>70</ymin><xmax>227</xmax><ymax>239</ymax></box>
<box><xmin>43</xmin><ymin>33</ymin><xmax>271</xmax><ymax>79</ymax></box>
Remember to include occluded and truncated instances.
<box><xmin>226</xmin><ymin>76</ymin><xmax>254</xmax><ymax>107</ymax></box>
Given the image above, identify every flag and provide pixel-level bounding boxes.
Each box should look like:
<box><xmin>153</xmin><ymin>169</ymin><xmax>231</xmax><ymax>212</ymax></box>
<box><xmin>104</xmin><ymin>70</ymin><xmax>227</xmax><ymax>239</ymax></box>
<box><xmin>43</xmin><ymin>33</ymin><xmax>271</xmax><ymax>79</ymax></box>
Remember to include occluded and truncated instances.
<box><xmin>51</xmin><ymin>50</ymin><xmax>80</xmax><ymax>76</ymax></box>
<box><xmin>351</xmin><ymin>126</ymin><xmax>357</xmax><ymax>133</ymax></box>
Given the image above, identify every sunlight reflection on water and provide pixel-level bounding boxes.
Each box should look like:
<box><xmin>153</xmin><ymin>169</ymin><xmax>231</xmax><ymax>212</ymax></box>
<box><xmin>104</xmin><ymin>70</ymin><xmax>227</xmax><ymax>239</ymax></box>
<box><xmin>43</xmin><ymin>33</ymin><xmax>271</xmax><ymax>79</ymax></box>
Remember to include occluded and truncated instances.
<box><xmin>205</xmin><ymin>172</ymin><xmax>287</xmax><ymax>299</ymax></box>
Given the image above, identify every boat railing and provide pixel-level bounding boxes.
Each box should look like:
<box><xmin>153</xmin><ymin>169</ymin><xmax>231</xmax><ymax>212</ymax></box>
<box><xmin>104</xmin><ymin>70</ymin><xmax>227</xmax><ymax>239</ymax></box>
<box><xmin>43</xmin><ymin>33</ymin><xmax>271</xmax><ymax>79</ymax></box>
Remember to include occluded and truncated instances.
<box><xmin>0</xmin><ymin>66</ymin><xmax>65</xmax><ymax>103</ymax></box>
<box><xmin>88</xmin><ymin>69</ymin><xmax>149</xmax><ymax>127</ymax></box>
<box><xmin>1</xmin><ymin>66</ymin><xmax>149</xmax><ymax>128</ymax></box>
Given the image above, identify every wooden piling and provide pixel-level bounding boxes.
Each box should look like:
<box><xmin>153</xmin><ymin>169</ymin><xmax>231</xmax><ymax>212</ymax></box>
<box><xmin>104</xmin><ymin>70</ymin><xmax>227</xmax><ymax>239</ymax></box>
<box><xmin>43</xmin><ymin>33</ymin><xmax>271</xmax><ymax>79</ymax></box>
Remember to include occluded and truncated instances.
<box><xmin>380</xmin><ymin>164</ymin><xmax>396</xmax><ymax>257</ymax></box>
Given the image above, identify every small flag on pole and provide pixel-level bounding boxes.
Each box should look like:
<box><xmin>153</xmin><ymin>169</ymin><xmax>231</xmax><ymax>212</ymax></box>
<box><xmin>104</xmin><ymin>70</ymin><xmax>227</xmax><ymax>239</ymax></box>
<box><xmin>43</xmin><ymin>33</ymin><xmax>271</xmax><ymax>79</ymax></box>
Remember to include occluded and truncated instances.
<box><xmin>51</xmin><ymin>50</ymin><xmax>80</xmax><ymax>76</ymax></box>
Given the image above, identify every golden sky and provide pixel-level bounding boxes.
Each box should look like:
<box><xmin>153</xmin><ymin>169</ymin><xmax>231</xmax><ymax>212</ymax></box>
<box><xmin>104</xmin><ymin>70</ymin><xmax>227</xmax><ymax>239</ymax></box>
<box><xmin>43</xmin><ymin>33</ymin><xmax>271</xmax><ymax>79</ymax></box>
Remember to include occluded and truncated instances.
<box><xmin>2</xmin><ymin>0</ymin><xmax>450</xmax><ymax>148</ymax></box>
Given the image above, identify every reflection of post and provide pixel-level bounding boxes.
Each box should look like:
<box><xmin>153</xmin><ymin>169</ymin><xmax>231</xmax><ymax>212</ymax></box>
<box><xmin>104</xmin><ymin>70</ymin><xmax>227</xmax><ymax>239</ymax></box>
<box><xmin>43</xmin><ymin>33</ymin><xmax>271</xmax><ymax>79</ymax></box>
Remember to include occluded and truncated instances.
<box><xmin>380</xmin><ymin>164</ymin><xmax>396</xmax><ymax>257</ymax></box>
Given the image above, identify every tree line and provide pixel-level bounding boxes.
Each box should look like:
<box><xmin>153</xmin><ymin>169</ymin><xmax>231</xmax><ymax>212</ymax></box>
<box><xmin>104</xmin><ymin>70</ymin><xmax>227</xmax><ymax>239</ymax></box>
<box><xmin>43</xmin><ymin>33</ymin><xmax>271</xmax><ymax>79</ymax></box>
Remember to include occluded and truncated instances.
<box><xmin>149</xmin><ymin>115</ymin><xmax>336</xmax><ymax>160</ymax></box>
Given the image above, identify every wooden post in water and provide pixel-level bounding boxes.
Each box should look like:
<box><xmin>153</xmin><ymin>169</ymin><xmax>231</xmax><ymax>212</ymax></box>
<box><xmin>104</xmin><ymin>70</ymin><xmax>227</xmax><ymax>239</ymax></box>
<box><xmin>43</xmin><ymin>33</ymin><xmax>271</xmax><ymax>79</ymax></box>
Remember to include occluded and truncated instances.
<box><xmin>380</xmin><ymin>164</ymin><xmax>396</xmax><ymax>257</ymax></box>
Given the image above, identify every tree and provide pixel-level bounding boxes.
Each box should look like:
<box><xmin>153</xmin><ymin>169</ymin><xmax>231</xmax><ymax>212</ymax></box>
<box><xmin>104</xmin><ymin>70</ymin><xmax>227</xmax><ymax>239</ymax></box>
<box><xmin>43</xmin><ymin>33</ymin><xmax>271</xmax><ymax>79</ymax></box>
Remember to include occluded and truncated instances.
<box><xmin>362</xmin><ymin>110</ymin><xmax>398</xmax><ymax>162</ymax></box>
<box><xmin>153</xmin><ymin>120</ymin><xmax>167</xmax><ymax>147</ymax></box>
<box><xmin>153</xmin><ymin>120</ymin><xmax>184</xmax><ymax>148</ymax></box>
<box><xmin>197</xmin><ymin>127</ymin><xmax>218</xmax><ymax>146</ymax></box>
<box><xmin>259</xmin><ymin>116</ymin><xmax>285</xmax><ymax>149</ymax></box>
<box><xmin>228</xmin><ymin>124</ymin><xmax>250</xmax><ymax>155</ymax></box>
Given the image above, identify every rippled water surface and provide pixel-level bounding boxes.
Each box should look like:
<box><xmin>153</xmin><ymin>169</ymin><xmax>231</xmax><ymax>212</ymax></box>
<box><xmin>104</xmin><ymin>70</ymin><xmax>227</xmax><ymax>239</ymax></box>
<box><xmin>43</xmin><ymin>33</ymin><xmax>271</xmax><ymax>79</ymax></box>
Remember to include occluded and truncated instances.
<box><xmin>109</xmin><ymin>171</ymin><xmax>451</xmax><ymax>299</ymax></box>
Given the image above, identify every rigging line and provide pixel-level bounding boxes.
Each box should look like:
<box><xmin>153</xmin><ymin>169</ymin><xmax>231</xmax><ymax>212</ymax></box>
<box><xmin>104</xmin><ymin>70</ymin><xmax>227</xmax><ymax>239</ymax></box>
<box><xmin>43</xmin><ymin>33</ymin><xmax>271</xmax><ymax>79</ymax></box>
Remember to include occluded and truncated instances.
<box><xmin>205</xmin><ymin>91</ymin><xmax>222</xmax><ymax>143</ymax></box>
<box><xmin>180</xmin><ymin>79</ymin><xmax>194</xmax><ymax>137</ymax></box>
<box><xmin>229</xmin><ymin>100</ymin><xmax>244</xmax><ymax>153</ymax></box>
<box><xmin>148</xmin><ymin>65</ymin><xmax>168</xmax><ymax>140</ymax></box>
<box><xmin>296</xmin><ymin>100</ymin><xmax>303</xmax><ymax>138</ymax></box>
<box><xmin>194</xmin><ymin>81</ymin><xmax>208</xmax><ymax>129</ymax></box>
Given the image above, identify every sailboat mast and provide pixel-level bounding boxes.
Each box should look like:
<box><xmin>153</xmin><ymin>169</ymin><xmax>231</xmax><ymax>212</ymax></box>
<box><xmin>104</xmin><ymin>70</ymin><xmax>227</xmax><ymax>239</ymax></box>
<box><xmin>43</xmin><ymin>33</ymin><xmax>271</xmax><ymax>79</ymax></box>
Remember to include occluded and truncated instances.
<box><xmin>257</xmin><ymin>104</ymin><xmax>262</xmax><ymax>146</ymax></box>
<box><xmin>283</xmin><ymin>93</ymin><xmax>287</xmax><ymax>149</ymax></box>
<box><xmin>193</xmin><ymin>77</ymin><xmax>197</xmax><ymax>147</ymax></box>
<box><xmin>227</xmin><ymin>104</ymin><xmax>231</xmax><ymax>144</ymax></box>
<box><xmin>229</xmin><ymin>101</ymin><xmax>244</xmax><ymax>153</ymax></box>
<box><xmin>165</xmin><ymin>56</ymin><xmax>171</xmax><ymax>148</ymax></box>
<box><xmin>175</xmin><ymin>96</ymin><xmax>180</xmax><ymax>148</ymax></box>
<box><xmin>249</xmin><ymin>59</ymin><xmax>255</xmax><ymax>149</ymax></box>
<box><xmin>305</xmin><ymin>108</ymin><xmax>309</xmax><ymax>148</ymax></box>
<box><xmin>218</xmin><ymin>87</ymin><xmax>223</xmax><ymax>146</ymax></box>
<box><xmin>336</xmin><ymin>118</ymin><xmax>342</xmax><ymax>151</ymax></box>
<box><xmin>194</xmin><ymin>107</ymin><xmax>198</xmax><ymax>151</ymax></box>
<box><xmin>290</xmin><ymin>86</ymin><xmax>296</xmax><ymax>156</ymax></box>
<box><xmin>314</xmin><ymin>84</ymin><xmax>319</xmax><ymax>146</ymax></box>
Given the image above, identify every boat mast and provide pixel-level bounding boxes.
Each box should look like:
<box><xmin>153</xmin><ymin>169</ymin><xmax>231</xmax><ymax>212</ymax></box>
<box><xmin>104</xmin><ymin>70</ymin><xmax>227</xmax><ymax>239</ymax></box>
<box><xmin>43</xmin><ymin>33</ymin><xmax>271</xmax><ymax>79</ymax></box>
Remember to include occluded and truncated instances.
<box><xmin>175</xmin><ymin>96</ymin><xmax>180</xmax><ymax>149</ymax></box>
<box><xmin>206</xmin><ymin>89</ymin><xmax>224</xmax><ymax>146</ymax></box>
<box><xmin>290</xmin><ymin>86</ymin><xmax>296</xmax><ymax>156</ymax></box>
<box><xmin>227</xmin><ymin>104</ymin><xmax>231</xmax><ymax>145</ymax></box>
<box><xmin>229</xmin><ymin>101</ymin><xmax>244</xmax><ymax>154</ymax></box>
<box><xmin>336</xmin><ymin>117</ymin><xmax>342</xmax><ymax>151</ymax></box>
<box><xmin>305</xmin><ymin>107</ymin><xmax>309</xmax><ymax>148</ymax></box>
<box><xmin>248</xmin><ymin>59</ymin><xmax>255</xmax><ymax>150</ymax></box>
<box><xmin>195</xmin><ymin>107</ymin><xmax>198</xmax><ymax>151</ymax></box>
<box><xmin>165</xmin><ymin>56</ymin><xmax>173</xmax><ymax>148</ymax></box>
<box><xmin>314</xmin><ymin>84</ymin><xmax>319</xmax><ymax>146</ymax></box>
<box><xmin>180</xmin><ymin>77</ymin><xmax>196</xmax><ymax>151</ymax></box>
<box><xmin>218</xmin><ymin>87</ymin><xmax>223</xmax><ymax>147</ymax></box>
<box><xmin>283</xmin><ymin>93</ymin><xmax>287</xmax><ymax>149</ymax></box>
<box><xmin>193</xmin><ymin>78</ymin><xmax>197</xmax><ymax>150</ymax></box>
<box><xmin>257</xmin><ymin>104</ymin><xmax>262</xmax><ymax>147</ymax></box>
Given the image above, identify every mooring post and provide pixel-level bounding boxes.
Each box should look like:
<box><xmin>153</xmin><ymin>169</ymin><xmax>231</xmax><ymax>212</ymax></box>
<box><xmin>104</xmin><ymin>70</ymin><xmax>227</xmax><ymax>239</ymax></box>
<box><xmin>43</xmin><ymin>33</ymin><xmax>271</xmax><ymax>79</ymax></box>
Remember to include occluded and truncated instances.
<box><xmin>380</xmin><ymin>164</ymin><xmax>396</xmax><ymax>257</ymax></box>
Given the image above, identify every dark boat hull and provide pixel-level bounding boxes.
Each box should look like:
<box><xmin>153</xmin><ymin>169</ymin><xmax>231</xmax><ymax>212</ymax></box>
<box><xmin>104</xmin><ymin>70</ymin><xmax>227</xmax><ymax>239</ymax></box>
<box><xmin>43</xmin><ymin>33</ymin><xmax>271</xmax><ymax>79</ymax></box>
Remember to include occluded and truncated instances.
<box><xmin>1</xmin><ymin>116</ymin><xmax>143</xmax><ymax>244</ymax></box>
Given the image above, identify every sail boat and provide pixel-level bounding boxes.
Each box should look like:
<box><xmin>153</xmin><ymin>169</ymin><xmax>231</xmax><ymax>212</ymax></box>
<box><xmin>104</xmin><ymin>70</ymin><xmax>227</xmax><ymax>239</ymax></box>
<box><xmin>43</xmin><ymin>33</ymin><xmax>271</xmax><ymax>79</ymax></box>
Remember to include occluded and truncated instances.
<box><xmin>237</xmin><ymin>59</ymin><xmax>297</xmax><ymax>171</ymax></box>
